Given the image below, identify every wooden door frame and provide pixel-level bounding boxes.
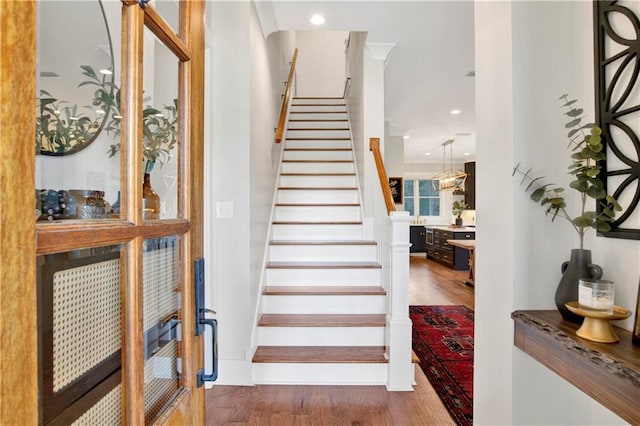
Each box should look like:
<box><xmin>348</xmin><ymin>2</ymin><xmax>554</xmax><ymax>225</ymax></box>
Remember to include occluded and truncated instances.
<box><xmin>0</xmin><ymin>0</ymin><xmax>205</xmax><ymax>423</ymax></box>
<box><xmin>0</xmin><ymin>1</ymin><xmax>38</xmax><ymax>423</ymax></box>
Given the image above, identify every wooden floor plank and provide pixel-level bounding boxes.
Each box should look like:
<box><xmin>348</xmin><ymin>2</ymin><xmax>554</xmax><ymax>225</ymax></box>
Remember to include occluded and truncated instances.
<box><xmin>205</xmin><ymin>370</ymin><xmax>455</xmax><ymax>426</ymax></box>
<box><xmin>258</xmin><ymin>314</ymin><xmax>386</xmax><ymax>327</ymax></box>
<box><xmin>263</xmin><ymin>285</ymin><xmax>386</xmax><ymax>295</ymax></box>
<box><xmin>252</xmin><ymin>346</ymin><xmax>386</xmax><ymax>363</ymax></box>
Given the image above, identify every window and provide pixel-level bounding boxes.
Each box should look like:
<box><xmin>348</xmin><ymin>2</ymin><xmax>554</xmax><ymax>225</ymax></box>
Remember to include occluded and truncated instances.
<box><xmin>403</xmin><ymin>179</ymin><xmax>440</xmax><ymax>216</ymax></box>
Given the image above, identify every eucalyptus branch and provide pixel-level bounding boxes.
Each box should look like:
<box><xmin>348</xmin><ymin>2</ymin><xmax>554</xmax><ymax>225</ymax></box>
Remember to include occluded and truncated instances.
<box><xmin>513</xmin><ymin>95</ymin><xmax>622</xmax><ymax>250</ymax></box>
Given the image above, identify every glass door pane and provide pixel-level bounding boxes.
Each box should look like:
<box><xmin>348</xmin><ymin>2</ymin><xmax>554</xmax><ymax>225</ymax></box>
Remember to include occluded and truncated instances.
<box><xmin>35</xmin><ymin>0</ymin><xmax>123</xmax><ymax>221</ymax></box>
<box><xmin>143</xmin><ymin>235</ymin><xmax>181</xmax><ymax>423</ymax></box>
<box><xmin>142</xmin><ymin>27</ymin><xmax>179</xmax><ymax>220</ymax></box>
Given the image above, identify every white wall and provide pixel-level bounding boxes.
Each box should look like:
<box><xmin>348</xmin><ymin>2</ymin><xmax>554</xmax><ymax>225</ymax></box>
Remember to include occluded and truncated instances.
<box><xmin>346</xmin><ymin>31</ymin><xmax>367</xmax><ymax>202</ymax></box>
<box><xmin>295</xmin><ymin>31</ymin><xmax>347</xmax><ymax>97</ymax></box>
<box><xmin>476</xmin><ymin>1</ymin><xmax>637</xmax><ymax>424</ymax></box>
<box><xmin>207</xmin><ymin>1</ymin><xmax>291</xmax><ymax>384</ymax></box>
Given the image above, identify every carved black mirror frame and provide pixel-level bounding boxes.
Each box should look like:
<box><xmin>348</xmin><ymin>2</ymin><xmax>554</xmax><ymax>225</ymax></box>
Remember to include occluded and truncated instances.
<box><xmin>594</xmin><ymin>1</ymin><xmax>640</xmax><ymax>240</ymax></box>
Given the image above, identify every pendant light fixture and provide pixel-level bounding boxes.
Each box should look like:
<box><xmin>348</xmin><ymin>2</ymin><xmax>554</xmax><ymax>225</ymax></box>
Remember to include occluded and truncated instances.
<box><xmin>430</xmin><ymin>139</ymin><xmax>467</xmax><ymax>192</ymax></box>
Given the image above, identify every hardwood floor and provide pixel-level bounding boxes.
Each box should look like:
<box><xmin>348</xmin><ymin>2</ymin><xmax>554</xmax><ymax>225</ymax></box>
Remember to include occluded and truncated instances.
<box><xmin>204</xmin><ymin>252</ymin><xmax>473</xmax><ymax>425</ymax></box>
<box><xmin>409</xmin><ymin>254</ymin><xmax>475</xmax><ymax>309</ymax></box>
<box><xmin>206</xmin><ymin>370</ymin><xmax>455</xmax><ymax>425</ymax></box>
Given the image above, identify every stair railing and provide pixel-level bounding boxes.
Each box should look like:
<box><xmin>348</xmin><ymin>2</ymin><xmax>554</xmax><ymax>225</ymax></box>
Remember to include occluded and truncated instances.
<box><xmin>370</xmin><ymin>138</ymin><xmax>396</xmax><ymax>214</ymax></box>
<box><xmin>369</xmin><ymin>137</ymin><xmax>413</xmax><ymax>391</ymax></box>
<box><xmin>275</xmin><ymin>48</ymin><xmax>298</xmax><ymax>144</ymax></box>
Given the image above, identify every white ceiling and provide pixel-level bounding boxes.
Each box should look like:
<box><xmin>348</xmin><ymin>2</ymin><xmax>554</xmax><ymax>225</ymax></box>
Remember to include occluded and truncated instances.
<box><xmin>269</xmin><ymin>1</ymin><xmax>476</xmax><ymax>165</ymax></box>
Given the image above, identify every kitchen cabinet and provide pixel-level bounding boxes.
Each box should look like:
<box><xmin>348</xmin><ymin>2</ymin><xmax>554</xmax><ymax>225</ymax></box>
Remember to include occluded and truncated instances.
<box><xmin>464</xmin><ymin>161</ymin><xmax>475</xmax><ymax>210</ymax></box>
<box><xmin>410</xmin><ymin>225</ymin><xmax>426</xmax><ymax>253</ymax></box>
<box><xmin>425</xmin><ymin>226</ymin><xmax>475</xmax><ymax>270</ymax></box>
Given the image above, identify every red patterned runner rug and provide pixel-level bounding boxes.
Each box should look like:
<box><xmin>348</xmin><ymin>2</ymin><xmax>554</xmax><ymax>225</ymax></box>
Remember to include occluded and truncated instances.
<box><xmin>410</xmin><ymin>305</ymin><xmax>474</xmax><ymax>426</ymax></box>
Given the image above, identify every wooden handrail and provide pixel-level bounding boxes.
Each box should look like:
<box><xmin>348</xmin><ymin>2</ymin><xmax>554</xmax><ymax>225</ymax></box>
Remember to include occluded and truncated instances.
<box><xmin>275</xmin><ymin>48</ymin><xmax>298</xmax><ymax>143</ymax></box>
<box><xmin>370</xmin><ymin>138</ymin><xmax>397</xmax><ymax>215</ymax></box>
<box><xmin>342</xmin><ymin>77</ymin><xmax>351</xmax><ymax>99</ymax></box>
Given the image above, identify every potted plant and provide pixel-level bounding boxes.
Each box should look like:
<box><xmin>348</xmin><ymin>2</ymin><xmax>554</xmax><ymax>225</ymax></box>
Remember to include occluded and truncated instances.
<box><xmin>452</xmin><ymin>200</ymin><xmax>468</xmax><ymax>226</ymax></box>
<box><xmin>513</xmin><ymin>94</ymin><xmax>622</xmax><ymax>323</ymax></box>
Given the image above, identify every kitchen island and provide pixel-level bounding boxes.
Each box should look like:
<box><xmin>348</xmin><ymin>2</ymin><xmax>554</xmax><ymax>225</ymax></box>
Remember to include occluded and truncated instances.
<box><xmin>425</xmin><ymin>226</ymin><xmax>475</xmax><ymax>270</ymax></box>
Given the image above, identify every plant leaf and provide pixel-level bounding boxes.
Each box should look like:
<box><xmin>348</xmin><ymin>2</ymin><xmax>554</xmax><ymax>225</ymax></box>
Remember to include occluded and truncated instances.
<box><xmin>530</xmin><ymin>187</ymin><xmax>546</xmax><ymax>202</ymax></box>
<box><xmin>565</xmin><ymin>108</ymin><xmax>583</xmax><ymax>117</ymax></box>
<box><xmin>565</xmin><ymin>118</ymin><xmax>582</xmax><ymax>128</ymax></box>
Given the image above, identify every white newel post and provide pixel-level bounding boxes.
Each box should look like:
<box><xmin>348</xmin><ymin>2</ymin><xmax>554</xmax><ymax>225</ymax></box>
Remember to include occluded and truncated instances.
<box><xmin>386</xmin><ymin>210</ymin><xmax>413</xmax><ymax>391</ymax></box>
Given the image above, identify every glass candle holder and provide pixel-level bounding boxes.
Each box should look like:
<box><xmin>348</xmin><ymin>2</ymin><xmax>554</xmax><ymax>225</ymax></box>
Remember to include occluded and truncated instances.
<box><xmin>578</xmin><ymin>279</ymin><xmax>614</xmax><ymax>313</ymax></box>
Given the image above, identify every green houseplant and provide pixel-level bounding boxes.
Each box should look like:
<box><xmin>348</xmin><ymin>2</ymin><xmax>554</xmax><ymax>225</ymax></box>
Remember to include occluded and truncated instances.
<box><xmin>452</xmin><ymin>200</ymin><xmax>468</xmax><ymax>226</ymax></box>
<box><xmin>513</xmin><ymin>94</ymin><xmax>622</xmax><ymax>323</ymax></box>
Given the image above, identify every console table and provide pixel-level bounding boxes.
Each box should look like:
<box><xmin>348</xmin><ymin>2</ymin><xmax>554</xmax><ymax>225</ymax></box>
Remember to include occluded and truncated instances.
<box><xmin>512</xmin><ymin>310</ymin><xmax>640</xmax><ymax>424</ymax></box>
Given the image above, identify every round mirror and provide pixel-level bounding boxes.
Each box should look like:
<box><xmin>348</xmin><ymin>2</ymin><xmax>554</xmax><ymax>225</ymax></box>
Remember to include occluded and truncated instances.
<box><xmin>36</xmin><ymin>0</ymin><xmax>114</xmax><ymax>156</ymax></box>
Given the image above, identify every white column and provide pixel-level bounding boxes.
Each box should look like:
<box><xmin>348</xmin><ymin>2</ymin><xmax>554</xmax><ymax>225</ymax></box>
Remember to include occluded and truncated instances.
<box><xmin>386</xmin><ymin>210</ymin><xmax>413</xmax><ymax>391</ymax></box>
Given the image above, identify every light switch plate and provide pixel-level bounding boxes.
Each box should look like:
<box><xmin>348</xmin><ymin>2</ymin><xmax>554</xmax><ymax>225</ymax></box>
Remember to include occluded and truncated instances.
<box><xmin>216</xmin><ymin>201</ymin><xmax>234</xmax><ymax>219</ymax></box>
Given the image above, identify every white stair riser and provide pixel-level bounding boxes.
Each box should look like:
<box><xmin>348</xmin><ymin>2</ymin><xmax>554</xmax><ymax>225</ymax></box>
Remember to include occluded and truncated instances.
<box><xmin>253</xmin><ymin>363</ymin><xmax>387</xmax><ymax>385</ymax></box>
<box><xmin>258</xmin><ymin>327</ymin><xmax>384</xmax><ymax>346</ymax></box>
<box><xmin>292</xmin><ymin>98</ymin><xmax>345</xmax><ymax>105</ymax></box>
<box><xmin>290</xmin><ymin>105</ymin><xmax>346</xmax><ymax>113</ymax></box>
<box><xmin>276</xmin><ymin>189</ymin><xmax>358</xmax><ymax>204</ymax></box>
<box><xmin>288</xmin><ymin>112</ymin><xmax>347</xmax><ymax>121</ymax></box>
<box><xmin>288</xmin><ymin>120</ymin><xmax>348</xmax><ymax>129</ymax></box>
<box><xmin>266</xmin><ymin>268</ymin><xmax>381</xmax><ymax>285</ymax></box>
<box><xmin>262</xmin><ymin>295</ymin><xmax>385</xmax><ymax>314</ymax></box>
<box><xmin>281</xmin><ymin>162</ymin><xmax>354</xmax><ymax>174</ymax></box>
<box><xmin>285</xmin><ymin>139</ymin><xmax>352</xmax><ymax>149</ymax></box>
<box><xmin>268</xmin><ymin>244</ymin><xmax>376</xmax><ymax>262</ymax></box>
<box><xmin>274</xmin><ymin>206</ymin><xmax>361</xmax><ymax>222</ymax></box>
<box><xmin>279</xmin><ymin>175</ymin><xmax>356</xmax><ymax>188</ymax></box>
<box><xmin>283</xmin><ymin>150</ymin><xmax>352</xmax><ymax>161</ymax></box>
<box><xmin>271</xmin><ymin>224</ymin><xmax>363</xmax><ymax>241</ymax></box>
<box><xmin>286</xmin><ymin>129</ymin><xmax>350</xmax><ymax>139</ymax></box>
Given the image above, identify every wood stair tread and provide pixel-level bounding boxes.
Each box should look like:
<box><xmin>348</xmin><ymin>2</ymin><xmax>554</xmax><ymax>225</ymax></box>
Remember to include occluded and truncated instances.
<box><xmin>272</xmin><ymin>221</ymin><xmax>362</xmax><ymax>225</ymax></box>
<box><xmin>291</xmin><ymin>104</ymin><xmax>347</xmax><ymax>107</ymax></box>
<box><xmin>287</xmin><ymin>128</ymin><xmax>350</xmax><ymax>131</ymax></box>
<box><xmin>274</xmin><ymin>203</ymin><xmax>359</xmax><ymax>207</ymax></box>
<box><xmin>266</xmin><ymin>261</ymin><xmax>381</xmax><ymax>269</ymax></box>
<box><xmin>279</xmin><ymin>173</ymin><xmax>356</xmax><ymax>176</ymax></box>
<box><xmin>282</xmin><ymin>160</ymin><xmax>353</xmax><ymax>164</ymax></box>
<box><xmin>277</xmin><ymin>187</ymin><xmax>357</xmax><ymax>190</ymax></box>
<box><xmin>263</xmin><ymin>286</ymin><xmax>385</xmax><ymax>295</ymax></box>
<box><xmin>293</xmin><ymin>97</ymin><xmax>344</xmax><ymax>100</ymax></box>
<box><xmin>252</xmin><ymin>346</ymin><xmax>387</xmax><ymax>364</ymax></box>
<box><xmin>284</xmin><ymin>148</ymin><xmax>352</xmax><ymax>151</ymax></box>
<box><xmin>289</xmin><ymin>119</ymin><xmax>348</xmax><ymax>122</ymax></box>
<box><xmin>258</xmin><ymin>314</ymin><xmax>386</xmax><ymax>327</ymax></box>
<box><xmin>290</xmin><ymin>111</ymin><xmax>346</xmax><ymax>113</ymax></box>
<box><xmin>286</xmin><ymin>137</ymin><xmax>351</xmax><ymax>140</ymax></box>
<box><xmin>269</xmin><ymin>240</ymin><xmax>374</xmax><ymax>245</ymax></box>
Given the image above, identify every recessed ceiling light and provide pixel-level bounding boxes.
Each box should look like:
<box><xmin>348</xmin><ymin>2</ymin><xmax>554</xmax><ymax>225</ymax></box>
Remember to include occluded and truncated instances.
<box><xmin>310</xmin><ymin>14</ymin><xmax>325</xmax><ymax>25</ymax></box>
<box><xmin>403</xmin><ymin>135</ymin><xmax>410</xmax><ymax>140</ymax></box>
<box><xmin>99</xmin><ymin>68</ymin><xmax>113</xmax><ymax>75</ymax></box>
<box><xmin>424</xmin><ymin>152</ymin><xmax>431</xmax><ymax>156</ymax></box>
<box><xmin>450</xmin><ymin>109</ymin><xmax>461</xmax><ymax>115</ymax></box>
<box><xmin>464</xmin><ymin>152</ymin><xmax>470</xmax><ymax>156</ymax></box>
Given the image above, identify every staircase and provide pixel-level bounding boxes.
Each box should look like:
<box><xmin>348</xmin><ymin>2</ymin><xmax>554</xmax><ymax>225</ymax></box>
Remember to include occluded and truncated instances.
<box><xmin>252</xmin><ymin>97</ymin><xmax>389</xmax><ymax>385</ymax></box>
